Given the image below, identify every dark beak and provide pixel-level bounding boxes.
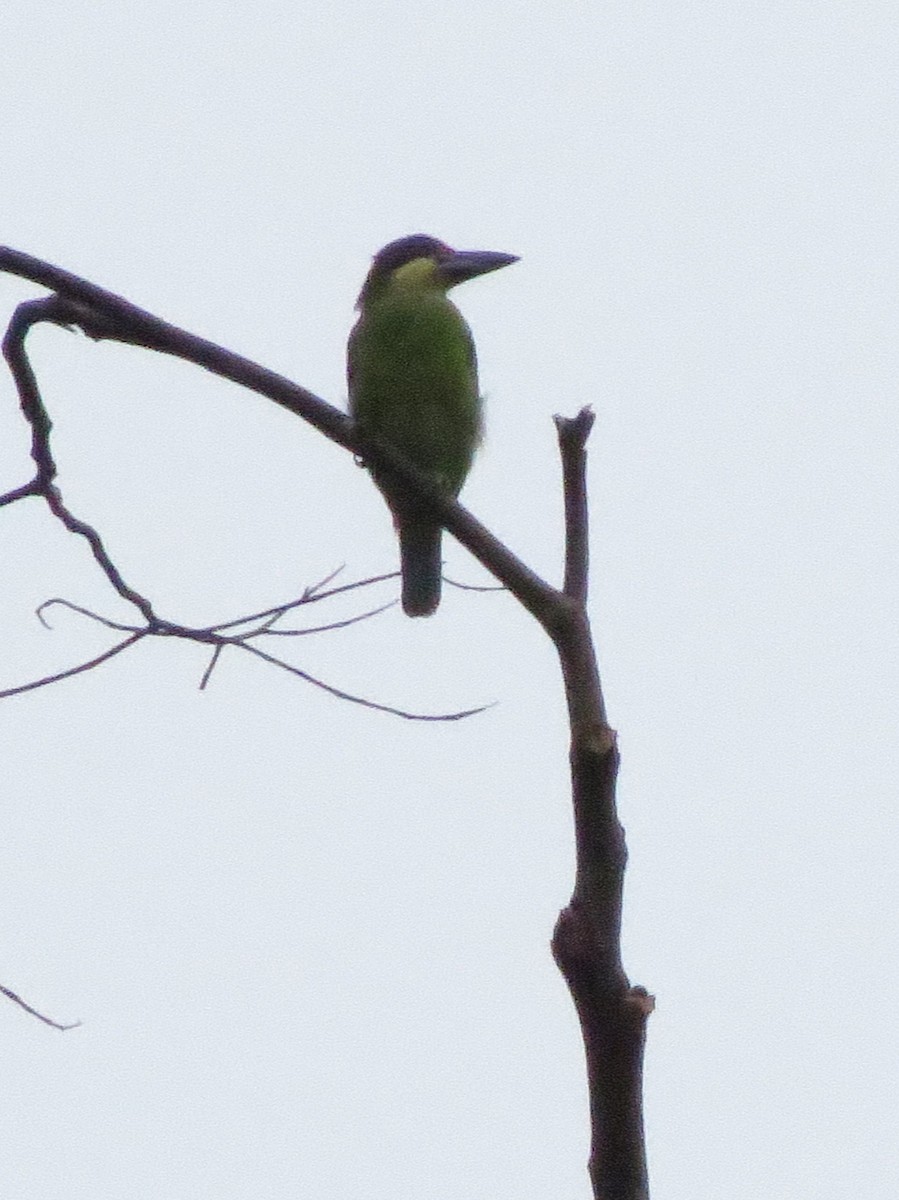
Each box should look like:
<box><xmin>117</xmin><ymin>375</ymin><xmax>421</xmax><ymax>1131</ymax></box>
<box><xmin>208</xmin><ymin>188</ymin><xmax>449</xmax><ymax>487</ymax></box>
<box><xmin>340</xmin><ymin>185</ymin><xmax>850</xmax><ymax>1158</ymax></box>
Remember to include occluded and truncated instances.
<box><xmin>438</xmin><ymin>249</ymin><xmax>519</xmax><ymax>288</ymax></box>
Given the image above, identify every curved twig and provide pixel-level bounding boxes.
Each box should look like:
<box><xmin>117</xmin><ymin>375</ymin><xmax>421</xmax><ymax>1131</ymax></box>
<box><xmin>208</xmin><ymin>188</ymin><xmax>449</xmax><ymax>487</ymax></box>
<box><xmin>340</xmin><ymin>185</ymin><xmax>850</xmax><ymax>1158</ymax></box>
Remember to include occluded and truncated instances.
<box><xmin>0</xmin><ymin>632</ymin><xmax>147</xmax><ymax>699</ymax></box>
<box><xmin>443</xmin><ymin>576</ymin><xmax>507</xmax><ymax>594</ymax></box>
<box><xmin>1</xmin><ymin>982</ymin><xmax>81</xmax><ymax>1031</ymax></box>
<box><xmin>239</xmin><ymin>641</ymin><xmax>493</xmax><ymax>721</ymax></box>
<box><xmin>36</xmin><ymin>598</ymin><xmax>143</xmax><ymax>632</ymax></box>
<box><xmin>2</xmin><ymin>296</ymin><xmax>157</xmax><ymax>623</ymax></box>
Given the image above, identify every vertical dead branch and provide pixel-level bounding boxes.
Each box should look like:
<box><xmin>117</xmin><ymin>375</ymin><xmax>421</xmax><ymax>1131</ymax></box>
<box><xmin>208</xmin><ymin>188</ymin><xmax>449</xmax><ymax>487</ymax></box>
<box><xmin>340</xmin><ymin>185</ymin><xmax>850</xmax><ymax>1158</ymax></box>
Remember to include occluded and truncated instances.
<box><xmin>548</xmin><ymin>409</ymin><xmax>652</xmax><ymax>1200</ymax></box>
<box><xmin>556</xmin><ymin>408</ymin><xmax>594</xmax><ymax>606</ymax></box>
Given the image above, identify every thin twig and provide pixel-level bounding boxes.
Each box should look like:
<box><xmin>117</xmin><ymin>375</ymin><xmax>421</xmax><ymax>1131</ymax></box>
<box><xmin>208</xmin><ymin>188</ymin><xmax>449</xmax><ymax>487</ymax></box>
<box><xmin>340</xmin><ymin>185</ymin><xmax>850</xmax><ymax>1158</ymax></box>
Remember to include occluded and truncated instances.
<box><xmin>2</xmin><ymin>296</ymin><xmax>158</xmax><ymax>623</ymax></box>
<box><xmin>199</xmin><ymin>644</ymin><xmax>224</xmax><ymax>690</ymax></box>
<box><xmin>180</xmin><ymin>572</ymin><xmax>400</xmax><ymax>635</ymax></box>
<box><xmin>301</xmin><ymin>564</ymin><xmax>347</xmax><ymax>596</ymax></box>
<box><xmin>20</xmin><ymin>589</ymin><xmax>473</xmax><ymax>720</ymax></box>
<box><xmin>0</xmin><ymin>983</ymin><xmax>81</xmax><ymax>1031</ymax></box>
<box><xmin>239</xmin><ymin>641</ymin><xmax>493</xmax><ymax>721</ymax></box>
<box><xmin>443</xmin><ymin>576</ymin><xmax>507</xmax><ymax>594</ymax></box>
<box><xmin>0</xmin><ymin>633</ymin><xmax>147</xmax><ymax>699</ymax></box>
<box><xmin>36</xmin><ymin>598</ymin><xmax>143</xmax><ymax>632</ymax></box>
<box><xmin>261</xmin><ymin>600</ymin><xmax>396</xmax><ymax>636</ymax></box>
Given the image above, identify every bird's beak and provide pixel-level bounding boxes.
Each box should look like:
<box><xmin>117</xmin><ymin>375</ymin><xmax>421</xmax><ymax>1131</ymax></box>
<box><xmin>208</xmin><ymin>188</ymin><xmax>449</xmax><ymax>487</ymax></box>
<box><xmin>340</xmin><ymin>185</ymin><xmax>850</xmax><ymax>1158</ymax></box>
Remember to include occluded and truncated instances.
<box><xmin>438</xmin><ymin>249</ymin><xmax>519</xmax><ymax>288</ymax></box>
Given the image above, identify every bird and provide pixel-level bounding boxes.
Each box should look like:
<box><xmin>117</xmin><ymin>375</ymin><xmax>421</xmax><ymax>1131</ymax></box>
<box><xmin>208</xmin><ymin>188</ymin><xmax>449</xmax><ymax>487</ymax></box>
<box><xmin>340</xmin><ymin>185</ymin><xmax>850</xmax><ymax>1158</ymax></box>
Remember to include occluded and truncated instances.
<box><xmin>348</xmin><ymin>234</ymin><xmax>518</xmax><ymax>616</ymax></box>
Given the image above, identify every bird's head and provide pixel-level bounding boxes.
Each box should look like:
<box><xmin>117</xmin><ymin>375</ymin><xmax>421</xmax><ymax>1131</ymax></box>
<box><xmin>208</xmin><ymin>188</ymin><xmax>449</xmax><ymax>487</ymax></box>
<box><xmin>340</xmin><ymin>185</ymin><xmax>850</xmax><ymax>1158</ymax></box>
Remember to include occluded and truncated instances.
<box><xmin>357</xmin><ymin>234</ymin><xmax>518</xmax><ymax>308</ymax></box>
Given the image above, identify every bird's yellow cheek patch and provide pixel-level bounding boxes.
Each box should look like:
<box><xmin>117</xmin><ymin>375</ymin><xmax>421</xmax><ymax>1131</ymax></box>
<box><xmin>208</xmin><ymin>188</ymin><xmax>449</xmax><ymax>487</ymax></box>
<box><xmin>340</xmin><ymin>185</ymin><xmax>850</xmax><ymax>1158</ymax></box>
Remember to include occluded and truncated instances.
<box><xmin>391</xmin><ymin>256</ymin><xmax>442</xmax><ymax>291</ymax></box>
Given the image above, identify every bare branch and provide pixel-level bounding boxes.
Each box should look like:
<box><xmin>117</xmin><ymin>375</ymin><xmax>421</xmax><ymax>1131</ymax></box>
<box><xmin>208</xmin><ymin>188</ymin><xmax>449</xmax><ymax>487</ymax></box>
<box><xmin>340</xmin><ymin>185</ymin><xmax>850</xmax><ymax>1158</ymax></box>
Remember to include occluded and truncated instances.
<box><xmin>0</xmin><ymin>249</ymin><xmax>559</xmax><ymax>622</ymax></box>
<box><xmin>555</xmin><ymin>407</ymin><xmax>595</xmax><ymax>604</ymax></box>
<box><xmin>199</xmin><ymin>644</ymin><xmax>224</xmax><ymax>691</ymax></box>
<box><xmin>0</xmin><ymin>249</ymin><xmax>354</xmax><ymax>445</ymax></box>
<box><xmin>546</xmin><ymin>412</ymin><xmax>650</xmax><ymax>1198</ymax></box>
<box><xmin>0</xmin><ymin>284</ymin><xmax>428</xmax><ymax>717</ymax></box>
<box><xmin>0</xmin><ymin>248</ymin><xmax>651</xmax><ymax>1195</ymax></box>
<box><xmin>301</xmin><ymin>565</ymin><xmax>347</xmax><ymax>596</ymax></box>
<box><xmin>6</xmin><ymin>582</ymin><xmax>451</xmax><ymax>720</ymax></box>
<box><xmin>261</xmin><ymin>600</ymin><xmax>396</xmax><ymax>636</ymax></box>
<box><xmin>2</xmin><ymin>296</ymin><xmax>158</xmax><ymax>623</ymax></box>
<box><xmin>0</xmin><ymin>480</ymin><xmax>42</xmax><ymax>507</ymax></box>
<box><xmin>443</xmin><ymin>575</ymin><xmax>506</xmax><ymax>594</ymax></box>
<box><xmin>202</xmin><ymin>572</ymin><xmax>400</xmax><ymax>634</ymax></box>
<box><xmin>1</xmin><ymin>983</ymin><xmax>81</xmax><ymax>1031</ymax></box>
<box><xmin>0</xmin><ymin>633</ymin><xmax>147</xmax><ymax>700</ymax></box>
<box><xmin>36</xmin><ymin>598</ymin><xmax>142</xmax><ymax>632</ymax></box>
<box><xmin>239</xmin><ymin>641</ymin><xmax>493</xmax><ymax>721</ymax></box>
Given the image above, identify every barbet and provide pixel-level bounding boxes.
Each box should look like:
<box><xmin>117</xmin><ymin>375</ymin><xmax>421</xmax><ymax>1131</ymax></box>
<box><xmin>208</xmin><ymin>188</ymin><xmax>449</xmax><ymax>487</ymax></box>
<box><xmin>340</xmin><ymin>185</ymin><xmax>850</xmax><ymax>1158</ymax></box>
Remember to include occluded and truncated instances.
<box><xmin>348</xmin><ymin>234</ymin><xmax>518</xmax><ymax>615</ymax></box>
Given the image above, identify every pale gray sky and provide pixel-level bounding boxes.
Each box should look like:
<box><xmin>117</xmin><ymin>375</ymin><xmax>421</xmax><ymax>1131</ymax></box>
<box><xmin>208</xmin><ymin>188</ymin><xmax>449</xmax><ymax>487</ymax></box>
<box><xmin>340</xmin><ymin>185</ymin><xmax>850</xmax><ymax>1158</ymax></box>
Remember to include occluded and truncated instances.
<box><xmin>1</xmin><ymin>3</ymin><xmax>897</xmax><ymax>1197</ymax></box>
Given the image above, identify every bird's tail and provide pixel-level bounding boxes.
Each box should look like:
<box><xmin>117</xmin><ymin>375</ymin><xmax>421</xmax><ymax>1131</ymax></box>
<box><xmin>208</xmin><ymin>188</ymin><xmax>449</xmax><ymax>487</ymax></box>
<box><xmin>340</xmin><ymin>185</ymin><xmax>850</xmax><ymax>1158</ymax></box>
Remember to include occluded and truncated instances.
<box><xmin>398</xmin><ymin>520</ymin><xmax>442</xmax><ymax>617</ymax></box>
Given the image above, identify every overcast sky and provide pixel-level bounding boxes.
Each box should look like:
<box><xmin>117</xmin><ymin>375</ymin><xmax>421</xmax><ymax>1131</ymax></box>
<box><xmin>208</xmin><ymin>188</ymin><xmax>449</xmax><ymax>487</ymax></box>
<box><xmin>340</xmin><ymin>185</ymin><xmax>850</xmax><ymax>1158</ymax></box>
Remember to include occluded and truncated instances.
<box><xmin>1</xmin><ymin>3</ymin><xmax>897</xmax><ymax>1197</ymax></box>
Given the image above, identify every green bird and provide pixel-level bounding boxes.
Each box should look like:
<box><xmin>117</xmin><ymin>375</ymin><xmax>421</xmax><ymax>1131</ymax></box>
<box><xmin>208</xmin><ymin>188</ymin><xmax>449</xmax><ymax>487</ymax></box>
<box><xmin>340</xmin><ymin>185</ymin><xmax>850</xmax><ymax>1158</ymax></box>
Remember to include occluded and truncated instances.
<box><xmin>348</xmin><ymin>234</ymin><xmax>518</xmax><ymax>616</ymax></box>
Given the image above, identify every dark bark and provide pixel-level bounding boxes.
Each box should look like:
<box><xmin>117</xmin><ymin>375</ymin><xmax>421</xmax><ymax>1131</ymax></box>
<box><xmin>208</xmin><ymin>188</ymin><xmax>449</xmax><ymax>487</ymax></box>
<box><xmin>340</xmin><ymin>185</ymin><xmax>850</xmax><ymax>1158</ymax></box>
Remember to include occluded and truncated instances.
<box><xmin>0</xmin><ymin>247</ymin><xmax>653</xmax><ymax>1197</ymax></box>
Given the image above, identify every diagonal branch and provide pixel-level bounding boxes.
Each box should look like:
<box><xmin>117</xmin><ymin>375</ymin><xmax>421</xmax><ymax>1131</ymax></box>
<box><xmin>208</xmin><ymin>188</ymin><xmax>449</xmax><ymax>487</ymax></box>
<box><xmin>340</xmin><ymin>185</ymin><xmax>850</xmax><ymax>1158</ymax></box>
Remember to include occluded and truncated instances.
<box><xmin>237</xmin><ymin>641</ymin><xmax>492</xmax><ymax>721</ymax></box>
<box><xmin>0</xmin><ymin>248</ymin><xmax>558</xmax><ymax>624</ymax></box>
<box><xmin>0</xmin><ymin>632</ymin><xmax>147</xmax><ymax>700</ymax></box>
<box><xmin>0</xmin><ymin>982</ymin><xmax>80</xmax><ymax>1031</ymax></box>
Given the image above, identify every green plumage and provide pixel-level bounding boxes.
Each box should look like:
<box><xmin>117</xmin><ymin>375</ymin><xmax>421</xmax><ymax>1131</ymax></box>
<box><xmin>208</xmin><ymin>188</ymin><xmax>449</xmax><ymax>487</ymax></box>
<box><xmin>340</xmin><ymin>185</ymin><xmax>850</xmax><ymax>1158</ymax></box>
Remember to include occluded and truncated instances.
<box><xmin>348</xmin><ymin>235</ymin><xmax>517</xmax><ymax>616</ymax></box>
